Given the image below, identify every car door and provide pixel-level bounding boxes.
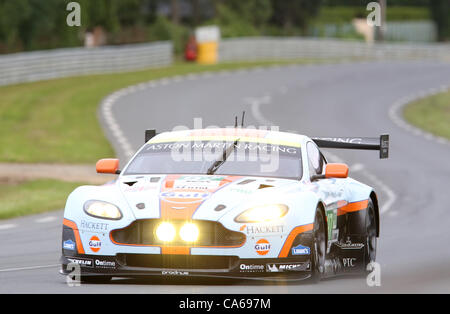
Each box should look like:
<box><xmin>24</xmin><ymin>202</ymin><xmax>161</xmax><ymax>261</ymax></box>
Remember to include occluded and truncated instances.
<box><xmin>306</xmin><ymin>141</ymin><xmax>346</xmax><ymax>247</ymax></box>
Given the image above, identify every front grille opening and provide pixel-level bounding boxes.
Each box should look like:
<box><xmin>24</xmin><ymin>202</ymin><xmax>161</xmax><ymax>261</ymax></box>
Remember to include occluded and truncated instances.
<box><xmin>111</xmin><ymin>219</ymin><xmax>246</xmax><ymax>247</ymax></box>
<box><xmin>117</xmin><ymin>254</ymin><xmax>239</xmax><ymax>270</ymax></box>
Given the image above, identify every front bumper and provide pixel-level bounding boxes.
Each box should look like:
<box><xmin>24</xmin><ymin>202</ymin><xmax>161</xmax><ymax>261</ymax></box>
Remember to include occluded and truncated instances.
<box><xmin>60</xmin><ymin>253</ymin><xmax>312</xmax><ymax>281</ymax></box>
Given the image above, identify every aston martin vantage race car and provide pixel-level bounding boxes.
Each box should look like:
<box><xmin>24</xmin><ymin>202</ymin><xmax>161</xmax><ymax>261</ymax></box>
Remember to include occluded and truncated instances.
<box><xmin>60</xmin><ymin>128</ymin><xmax>389</xmax><ymax>282</ymax></box>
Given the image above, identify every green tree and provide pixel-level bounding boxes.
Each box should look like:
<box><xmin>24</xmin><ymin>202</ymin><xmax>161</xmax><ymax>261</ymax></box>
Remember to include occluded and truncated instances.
<box><xmin>224</xmin><ymin>0</ymin><xmax>273</xmax><ymax>27</ymax></box>
<box><xmin>271</xmin><ymin>0</ymin><xmax>322</xmax><ymax>34</ymax></box>
<box><xmin>430</xmin><ymin>0</ymin><xmax>450</xmax><ymax>41</ymax></box>
<box><xmin>0</xmin><ymin>0</ymin><xmax>81</xmax><ymax>53</ymax></box>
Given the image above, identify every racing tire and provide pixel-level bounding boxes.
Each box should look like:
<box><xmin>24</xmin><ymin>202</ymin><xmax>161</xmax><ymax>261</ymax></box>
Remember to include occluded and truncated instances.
<box><xmin>364</xmin><ymin>199</ymin><xmax>377</xmax><ymax>268</ymax></box>
<box><xmin>310</xmin><ymin>207</ymin><xmax>326</xmax><ymax>283</ymax></box>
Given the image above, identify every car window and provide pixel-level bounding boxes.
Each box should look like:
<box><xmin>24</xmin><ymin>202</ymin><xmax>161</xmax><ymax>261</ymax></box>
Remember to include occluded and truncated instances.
<box><xmin>124</xmin><ymin>141</ymin><xmax>303</xmax><ymax>180</ymax></box>
<box><xmin>307</xmin><ymin>141</ymin><xmax>325</xmax><ymax>176</ymax></box>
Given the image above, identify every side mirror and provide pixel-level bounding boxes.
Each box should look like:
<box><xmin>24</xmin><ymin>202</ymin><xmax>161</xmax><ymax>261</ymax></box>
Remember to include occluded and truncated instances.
<box><xmin>311</xmin><ymin>163</ymin><xmax>349</xmax><ymax>181</ymax></box>
<box><xmin>96</xmin><ymin>159</ymin><xmax>120</xmax><ymax>174</ymax></box>
<box><xmin>325</xmin><ymin>163</ymin><xmax>349</xmax><ymax>179</ymax></box>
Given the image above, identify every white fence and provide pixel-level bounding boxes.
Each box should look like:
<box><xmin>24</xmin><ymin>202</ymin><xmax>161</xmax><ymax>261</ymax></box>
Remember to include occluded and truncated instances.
<box><xmin>219</xmin><ymin>37</ymin><xmax>450</xmax><ymax>63</ymax></box>
<box><xmin>0</xmin><ymin>41</ymin><xmax>173</xmax><ymax>86</ymax></box>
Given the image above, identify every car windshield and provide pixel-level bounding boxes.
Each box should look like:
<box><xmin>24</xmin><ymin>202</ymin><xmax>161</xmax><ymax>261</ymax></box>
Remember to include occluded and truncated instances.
<box><xmin>124</xmin><ymin>140</ymin><xmax>302</xmax><ymax>180</ymax></box>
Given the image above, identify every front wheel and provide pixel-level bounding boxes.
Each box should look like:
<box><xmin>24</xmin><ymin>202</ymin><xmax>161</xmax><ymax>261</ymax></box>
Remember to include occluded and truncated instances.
<box><xmin>365</xmin><ymin>199</ymin><xmax>378</xmax><ymax>265</ymax></box>
<box><xmin>310</xmin><ymin>207</ymin><xmax>327</xmax><ymax>283</ymax></box>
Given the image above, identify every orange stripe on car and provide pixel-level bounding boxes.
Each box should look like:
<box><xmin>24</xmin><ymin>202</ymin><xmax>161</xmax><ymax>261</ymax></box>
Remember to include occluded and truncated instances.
<box><xmin>278</xmin><ymin>223</ymin><xmax>314</xmax><ymax>258</ymax></box>
<box><xmin>161</xmin><ymin>246</ymin><xmax>190</xmax><ymax>255</ymax></box>
<box><xmin>63</xmin><ymin>218</ymin><xmax>85</xmax><ymax>254</ymax></box>
<box><xmin>337</xmin><ymin>200</ymin><xmax>369</xmax><ymax>216</ymax></box>
<box><xmin>158</xmin><ymin>175</ymin><xmax>243</xmax><ymax>254</ymax></box>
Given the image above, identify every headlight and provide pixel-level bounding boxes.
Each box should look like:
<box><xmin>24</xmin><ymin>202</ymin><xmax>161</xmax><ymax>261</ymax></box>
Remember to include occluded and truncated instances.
<box><xmin>83</xmin><ymin>200</ymin><xmax>122</xmax><ymax>220</ymax></box>
<box><xmin>234</xmin><ymin>204</ymin><xmax>289</xmax><ymax>223</ymax></box>
<box><xmin>179</xmin><ymin>223</ymin><xmax>199</xmax><ymax>242</ymax></box>
<box><xmin>156</xmin><ymin>222</ymin><xmax>176</xmax><ymax>242</ymax></box>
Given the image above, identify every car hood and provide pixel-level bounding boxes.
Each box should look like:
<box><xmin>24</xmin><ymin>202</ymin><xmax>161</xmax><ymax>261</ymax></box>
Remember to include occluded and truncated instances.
<box><xmin>116</xmin><ymin>174</ymin><xmax>300</xmax><ymax>221</ymax></box>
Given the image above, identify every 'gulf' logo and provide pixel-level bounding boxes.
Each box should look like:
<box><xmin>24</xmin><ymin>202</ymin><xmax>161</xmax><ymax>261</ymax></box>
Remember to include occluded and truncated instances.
<box><xmin>255</xmin><ymin>239</ymin><xmax>271</xmax><ymax>256</ymax></box>
<box><xmin>160</xmin><ymin>190</ymin><xmax>210</xmax><ymax>205</ymax></box>
<box><xmin>89</xmin><ymin>236</ymin><xmax>101</xmax><ymax>253</ymax></box>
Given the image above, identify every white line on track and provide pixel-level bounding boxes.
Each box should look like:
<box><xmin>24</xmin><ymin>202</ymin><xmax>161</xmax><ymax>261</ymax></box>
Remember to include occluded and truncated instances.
<box><xmin>0</xmin><ymin>264</ymin><xmax>59</xmax><ymax>273</ymax></box>
<box><xmin>35</xmin><ymin>216</ymin><xmax>57</xmax><ymax>223</ymax></box>
<box><xmin>0</xmin><ymin>224</ymin><xmax>16</xmax><ymax>230</ymax></box>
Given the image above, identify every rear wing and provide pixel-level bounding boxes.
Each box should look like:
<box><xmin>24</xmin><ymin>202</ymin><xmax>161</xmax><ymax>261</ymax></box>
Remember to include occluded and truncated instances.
<box><xmin>312</xmin><ymin>134</ymin><xmax>389</xmax><ymax>159</ymax></box>
<box><xmin>145</xmin><ymin>129</ymin><xmax>157</xmax><ymax>143</ymax></box>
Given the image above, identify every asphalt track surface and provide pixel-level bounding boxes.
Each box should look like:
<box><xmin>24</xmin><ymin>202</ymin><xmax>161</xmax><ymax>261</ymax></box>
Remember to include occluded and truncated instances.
<box><xmin>1</xmin><ymin>61</ymin><xmax>450</xmax><ymax>293</ymax></box>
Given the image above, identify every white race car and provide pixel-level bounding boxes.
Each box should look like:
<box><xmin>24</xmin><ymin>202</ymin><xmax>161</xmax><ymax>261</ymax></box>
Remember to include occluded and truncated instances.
<box><xmin>60</xmin><ymin>128</ymin><xmax>389</xmax><ymax>282</ymax></box>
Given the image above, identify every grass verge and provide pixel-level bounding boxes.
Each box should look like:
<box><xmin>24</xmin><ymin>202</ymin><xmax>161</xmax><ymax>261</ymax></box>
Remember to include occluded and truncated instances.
<box><xmin>0</xmin><ymin>179</ymin><xmax>85</xmax><ymax>220</ymax></box>
<box><xmin>0</xmin><ymin>59</ymin><xmax>325</xmax><ymax>164</ymax></box>
<box><xmin>403</xmin><ymin>90</ymin><xmax>450</xmax><ymax>140</ymax></box>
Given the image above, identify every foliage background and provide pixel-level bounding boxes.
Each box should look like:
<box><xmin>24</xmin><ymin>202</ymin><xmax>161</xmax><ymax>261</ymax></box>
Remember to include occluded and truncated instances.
<box><xmin>0</xmin><ymin>0</ymin><xmax>448</xmax><ymax>55</ymax></box>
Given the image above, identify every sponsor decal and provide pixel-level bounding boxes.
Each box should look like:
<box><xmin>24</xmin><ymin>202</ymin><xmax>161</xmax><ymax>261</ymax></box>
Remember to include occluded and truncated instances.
<box><xmin>124</xmin><ymin>185</ymin><xmax>157</xmax><ymax>193</ymax></box>
<box><xmin>228</xmin><ymin>187</ymin><xmax>254</xmax><ymax>195</ymax></box>
<box><xmin>172</xmin><ymin>176</ymin><xmax>226</xmax><ymax>190</ymax></box>
<box><xmin>178</xmin><ymin>175</ymin><xmax>225</xmax><ymax>182</ymax></box>
<box><xmin>291</xmin><ymin>244</ymin><xmax>310</xmax><ymax>256</ymax></box>
<box><xmin>255</xmin><ymin>239</ymin><xmax>271</xmax><ymax>256</ymax></box>
<box><xmin>88</xmin><ymin>235</ymin><xmax>101</xmax><ymax>253</ymax></box>
<box><xmin>315</xmin><ymin>137</ymin><xmax>363</xmax><ymax>144</ymax></box>
<box><xmin>336</xmin><ymin>239</ymin><xmax>365</xmax><ymax>250</ymax></box>
<box><xmin>266</xmin><ymin>262</ymin><xmax>310</xmax><ymax>273</ymax></box>
<box><xmin>245</xmin><ymin>224</ymin><xmax>284</xmax><ymax>235</ymax></box>
<box><xmin>162</xmin><ymin>270</ymin><xmax>189</xmax><ymax>276</ymax></box>
<box><xmin>63</xmin><ymin>239</ymin><xmax>76</xmax><ymax>251</ymax></box>
<box><xmin>67</xmin><ymin>257</ymin><xmax>93</xmax><ymax>268</ymax></box>
<box><xmin>95</xmin><ymin>259</ymin><xmax>116</xmax><ymax>268</ymax></box>
<box><xmin>160</xmin><ymin>190</ymin><xmax>210</xmax><ymax>205</ymax></box>
<box><xmin>80</xmin><ymin>220</ymin><xmax>109</xmax><ymax>232</ymax></box>
<box><xmin>239</xmin><ymin>264</ymin><xmax>265</xmax><ymax>272</ymax></box>
<box><xmin>343</xmin><ymin>257</ymin><xmax>357</xmax><ymax>268</ymax></box>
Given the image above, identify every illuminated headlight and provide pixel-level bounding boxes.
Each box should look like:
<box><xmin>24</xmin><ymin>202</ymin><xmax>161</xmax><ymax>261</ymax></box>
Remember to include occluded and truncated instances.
<box><xmin>156</xmin><ymin>222</ymin><xmax>176</xmax><ymax>242</ymax></box>
<box><xmin>84</xmin><ymin>200</ymin><xmax>122</xmax><ymax>220</ymax></box>
<box><xmin>179</xmin><ymin>223</ymin><xmax>199</xmax><ymax>242</ymax></box>
<box><xmin>234</xmin><ymin>204</ymin><xmax>289</xmax><ymax>223</ymax></box>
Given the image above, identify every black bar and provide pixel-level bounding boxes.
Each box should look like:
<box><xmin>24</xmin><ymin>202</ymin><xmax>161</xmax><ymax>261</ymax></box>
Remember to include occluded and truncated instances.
<box><xmin>145</xmin><ymin>129</ymin><xmax>157</xmax><ymax>143</ymax></box>
<box><xmin>312</xmin><ymin>135</ymin><xmax>389</xmax><ymax>159</ymax></box>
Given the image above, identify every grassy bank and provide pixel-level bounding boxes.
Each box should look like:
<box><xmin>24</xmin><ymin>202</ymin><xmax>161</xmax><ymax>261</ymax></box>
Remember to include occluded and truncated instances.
<box><xmin>0</xmin><ymin>59</ymin><xmax>323</xmax><ymax>164</ymax></box>
<box><xmin>0</xmin><ymin>179</ymin><xmax>86</xmax><ymax>219</ymax></box>
<box><xmin>404</xmin><ymin>90</ymin><xmax>450</xmax><ymax>140</ymax></box>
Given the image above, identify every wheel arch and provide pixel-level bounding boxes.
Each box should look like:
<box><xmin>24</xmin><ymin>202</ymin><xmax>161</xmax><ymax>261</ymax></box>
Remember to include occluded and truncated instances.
<box><xmin>316</xmin><ymin>201</ymin><xmax>328</xmax><ymax>245</ymax></box>
<box><xmin>369</xmin><ymin>191</ymin><xmax>380</xmax><ymax>237</ymax></box>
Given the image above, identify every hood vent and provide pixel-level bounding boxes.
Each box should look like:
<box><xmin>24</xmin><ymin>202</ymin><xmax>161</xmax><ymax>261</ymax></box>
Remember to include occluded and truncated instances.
<box><xmin>238</xmin><ymin>179</ymin><xmax>256</xmax><ymax>185</ymax></box>
<box><xmin>214</xmin><ymin>204</ymin><xmax>226</xmax><ymax>212</ymax></box>
<box><xmin>258</xmin><ymin>184</ymin><xmax>273</xmax><ymax>190</ymax></box>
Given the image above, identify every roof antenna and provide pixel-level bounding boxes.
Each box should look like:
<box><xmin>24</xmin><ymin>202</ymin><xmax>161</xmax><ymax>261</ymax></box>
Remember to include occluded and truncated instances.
<box><xmin>241</xmin><ymin>111</ymin><xmax>246</xmax><ymax>128</ymax></box>
<box><xmin>234</xmin><ymin>115</ymin><xmax>238</xmax><ymax>128</ymax></box>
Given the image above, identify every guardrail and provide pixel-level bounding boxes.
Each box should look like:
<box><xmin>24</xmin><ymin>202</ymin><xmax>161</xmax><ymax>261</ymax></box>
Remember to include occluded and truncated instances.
<box><xmin>219</xmin><ymin>37</ymin><xmax>450</xmax><ymax>63</ymax></box>
<box><xmin>2</xmin><ymin>37</ymin><xmax>449</xmax><ymax>87</ymax></box>
<box><xmin>0</xmin><ymin>41</ymin><xmax>173</xmax><ymax>86</ymax></box>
